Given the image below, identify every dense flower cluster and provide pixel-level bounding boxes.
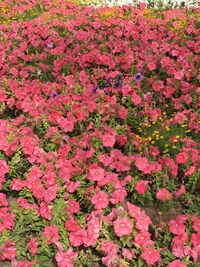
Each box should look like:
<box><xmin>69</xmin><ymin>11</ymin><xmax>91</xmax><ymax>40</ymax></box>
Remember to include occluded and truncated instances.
<box><xmin>0</xmin><ymin>0</ymin><xmax>199</xmax><ymax>266</ymax></box>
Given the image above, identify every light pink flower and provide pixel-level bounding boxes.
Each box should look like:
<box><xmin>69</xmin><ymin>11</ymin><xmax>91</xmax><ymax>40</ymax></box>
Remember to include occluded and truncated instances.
<box><xmin>113</xmin><ymin>217</ymin><xmax>133</xmax><ymax>237</ymax></box>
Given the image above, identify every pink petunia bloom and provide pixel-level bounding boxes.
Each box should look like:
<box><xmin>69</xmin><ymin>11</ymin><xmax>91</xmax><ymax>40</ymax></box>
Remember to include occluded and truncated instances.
<box><xmin>65</xmin><ymin>218</ymin><xmax>81</xmax><ymax>232</ymax></box>
<box><xmin>67</xmin><ymin>199</ymin><xmax>80</xmax><ymax>214</ymax></box>
<box><xmin>192</xmin><ymin>216</ymin><xmax>200</xmax><ymax>232</ymax></box>
<box><xmin>172</xmin><ymin>232</ymin><xmax>188</xmax><ymax>246</ymax></box>
<box><xmin>172</xmin><ymin>244</ymin><xmax>191</xmax><ymax>258</ymax></box>
<box><xmin>0</xmin><ymin>208</ymin><xmax>15</xmax><ymax>233</ymax></box>
<box><xmin>0</xmin><ymin>159</ymin><xmax>9</xmax><ymax>176</ymax></box>
<box><xmin>100</xmin><ymin>240</ymin><xmax>118</xmax><ymax>255</ymax></box>
<box><xmin>110</xmin><ymin>188</ymin><xmax>127</xmax><ymax>204</ymax></box>
<box><xmin>167</xmin><ymin>260</ymin><xmax>186</xmax><ymax>267</ymax></box>
<box><xmin>135</xmin><ymin>156</ymin><xmax>152</xmax><ymax>174</ymax></box>
<box><xmin>122</xmin><ymin>248</ymin><xmax>134</xmax><ymax>260</ymax></box>
<box><xmin>91</xmin><ymin>191</ymin><xmax>109</xmax><ymax>210</ymax></box>
<box><xmin>0</xmin><ymin>241</ymin><xmax>16</xmax><ymax>260</ymax></box>
<box><xmin>191</xmin><ymin>232</ymin><xmax>200</xmax><ymax>246</ymax></box>
<box><xmin>168</xmin><ymin>219</ymin><xmax>186</xmax><ymax>235</ymax></box>
<box><xmin>156</xmin><ymin>188</ymin><xmax>172</xmax><ymax>201</ymax></box>
<box><xmin>174</xmin><ymin>112</ymin><xmax>187</xmax><ymax>124</ymax></box>
<box><xmin>175</xmin><ymin>185</ymin><xmax>186</xmax><ymax>197</ymax></box>
<box><xmin>135</xmin><ymin>212</ymin><xmax>152</xmax><ymax>232</ymax></box>
<box><xmin>176</xmin><ymin>152</ymin><xmax>188</xmax><ymax>164</ymax></box>
<box><xmin>57</xmin><ymin>117</ymin><xmax>75</xmax><ymax>133</ymax></box>
<box><xmin>28</xmin><ymin>238</ymin><xmax>38</xmax><ymax>256</ymax></box>
<box><xmin>42</xmin><ymin>226</ymin><xmax>60</xmax><ymax>245</ymax></box>
<box><xmin>55</xmin><ymin>248</ymin><xmax>78</xmax><ymax>267</ymax></box>
<box><xmin>135</xmin><ymin>180</ymin><xmax>149</xmax><ymax>195</ymax></box>
<box><xmin>134</xmin><ymin>231</ymin><xmax>154</xmax><ymax>247</ymax></box>
<box><xmin>101</xmin><ymin>133</ymin><xmax>116</xmax><ymax>147</ymax></box>
<box><xmin>0</xmin><ymin>193</ymin><xmax>8</xmax><ymax>206</ymax></box>
<box><xmin>131</xmin><ymin>94</ymin><xmax>141</xmax><ymax>106</ymax></box>
<box><xmin>88</xmin><ymin>164</ymin><xmax>105</xmax><ymax>182</ymax></box>
<box><xmin>141</xmin><ymin>247</ymin><xmax>161</xmax><ymax>266</ymax></box>
<box><xmin>113</xmin><ymin>217</ymin><xmax>133</xmax><ymax>237</ymax></box>
<box><xmin>69</xmin><ymin>229</ymin><xmax>86</xmax><ymax>247</ymax></box>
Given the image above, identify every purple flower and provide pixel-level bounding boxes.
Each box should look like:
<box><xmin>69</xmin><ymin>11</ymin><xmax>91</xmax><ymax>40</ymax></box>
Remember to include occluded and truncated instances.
<box><xmin>50</xmin><ymin>92</ymin><xmax>59</xmax><ymax>98</ymax></box>
<box><xmin>92</xmin><ymin>86</ymin><xmax>98</xmax><ymax>94</ymax></box>
<box><xmin>133</xmin><ymin>72</ymin><xmax>144</xmax><ymax>83</ymax></box>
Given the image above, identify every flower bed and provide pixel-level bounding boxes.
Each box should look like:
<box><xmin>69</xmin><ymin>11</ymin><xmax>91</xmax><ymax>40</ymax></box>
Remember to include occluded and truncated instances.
<box><xmin>0</xmin><ymin>1</ymin><xmax>200</xmax><ymax>266</ymax></box>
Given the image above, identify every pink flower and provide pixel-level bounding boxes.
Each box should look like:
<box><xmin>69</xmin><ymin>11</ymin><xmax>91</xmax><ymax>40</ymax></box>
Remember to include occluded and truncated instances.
<box><xmin>91</xmin><ymin>191</ymin><xmax>109</xmax><ymax>210</ymax></box>
<box><xmin>191</xmin><ymin>232</ymin><xmax>200</xmax><ymax>246</ymax></box>
<box><xmin>39</xmin><ymin>202</ymin><xmax>51</xmax><ymax>220</ymax></box>
<box><xmin>174</xmin><ymin>112</ymin><xmax>187</xmax><ymax>124</ymax></box>
<box><xmin>0</xmin><ymin>241</ymin><xmax>16</xmax><ymax>260</ymax></box>
<box><xmin>172</xmin><ymin>244</ymin><xmax>191</xmax><ymax>258</ymax></box>
<box><xmin>100</xmin><ymin>240</ymin><xmax>118</xmax><ymax>255</ymax></box>
<box><xmin>28</xmin><ymin>238</ymin><xmax>38</xmax><ymax>256</ymax></box>
<box><xmin>134</xmin><ymin>231</ymin><xmax>154</xmax><ymax>247</ymax></box>
<box><xmin>0</xmin><ymin>208</ymin><xmax>15</xmax><ymax>233</ymax></box>
<box><xmin>42</xmin><ymin>226</ymin><xmax>60</xmax><ymax>245</ymax></box>
<box><xmin>122</xmin><ymin>248</ymin><xmax>134</xmax><ymax>260</ymax></box>
<box><xmin>69</xmin><ymin>229</ymin><xmax>86</xmax><ymax>247</ymax></box>
<box><xmin>67</xmin><ymin>199</ymin><xmax>80</xmax><ymax>214</ymax></box>
<box><xmin>192</xmin><ymin>216</ymin><xmax>200</xmax><ymax>232</ymax></box>
<box><xmin>0</xmin><ymin>193</ymin><xmax>8</xmax><ymax>206</ymax></box>
<box><xmin>168</xmin><ymin>219</ymin><xmax>186</xmax><ymax>235</ymax></box>
<box><xmin>55</xmin><ymin>248</ymin><xmax>78</xmax><ymax>267</ymax></box>
<box><xmin>176</xmin><ymin>152</ymin><xmax>188</xmax><ymax>164</ymax></box>
<box><xmin>101</xmin><ymin>133</ymin><xmax>116</xmax><ymax>147</ymax></box>
<box><xmin>127</xmin><ymin>202</ymin><xmax>143</xmax><ymax>219</ymax></box>
<box><xmin>175</xmin><ymin>185</ymin><xmax>186</xmax><ymax>197</ymax></box>
<box><xmin>135</xmin><ymin>156</ymin><xmax>152</xmax><ymax>174</ymax></box>
<box><xmin>57</xmin><ymin>117</ymin><xmax>75</xmax><ymax>133</ymax></box>
<box><xmin>136</xmin><ymin>213</ymin><xmax>152</xmax><ymax>232</ymax></box>
<box><xmin>135</xmin><ymin>180</ymin><xmax>149</xmax><ymax>195</ymax></box>
<box><xmin>147</xmin><ymin>62</ymin><xmax>157</xmax><ymax>71</ymax></box>
<box><xmin>131</xmin><ymin>93</ymin><xmax>141</xmax><ymax>106</ymax></box>
<box><xmin>0</xmin><ymin>159</ymin><xmax>9</xmax><ymax>176</ymax></box>
<box><xmin>113</xmin><ymin>217</ymin><xmax>133</xmax><ymax>237</ymax></box>
<box><xmin>65</xmin><ymin>218</ymin><xmax>80</xmax><ymax>232</ymax></box>
<box><xmin>156</xmin><ymin>188</ymin><xmax>172</xmax><ymax>201</ymax></box>
<box><xmin>88</xmin><ymin>165</ymin><xmax>105</xmax><ymax>182</ymax></box>
<box><xmin>167</xmin><ymin>260</ymin><xmax>186</xmax><ymax>267</ymax></box>
<box><xmin>141</xmin><ymin>247</ymin><xmax>161</xmax><ymax>266</ymax></box>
